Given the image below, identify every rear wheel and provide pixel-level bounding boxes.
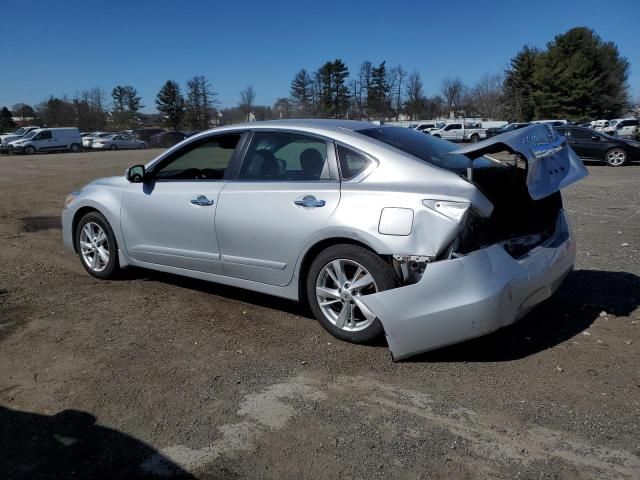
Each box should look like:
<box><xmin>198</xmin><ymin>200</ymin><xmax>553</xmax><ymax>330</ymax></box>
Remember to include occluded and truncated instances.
<box><xmin>432</xmin><ymin>134</ymin><xmax>441</xmax><ymax>138</ymax></box>
<box><xmin>605</xmin><ymin>148</ymin><xmax>627</xmax><ymax>166</ymax></box>
<box><xmin>470</xmin><ymin>134</ymin><xmax>480</xmax><ymax>143</ymax></box>
<box><xmin>70</xmin><ymin>143</ymin><xmax>81</xmax><ymax>153</ymax></box>
<box><xmin>307</xmin><ymin>244</ymin><xmax>397</xmax><ymax>344</ymax></box>
<box><xmin>75</xmin><ymin>211</ymin><xmax>121</xmax><ymax>279</ymax></box>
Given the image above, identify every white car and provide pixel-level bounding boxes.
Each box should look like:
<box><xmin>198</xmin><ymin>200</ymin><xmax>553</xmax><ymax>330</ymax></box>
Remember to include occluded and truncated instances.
<box><xmin>92</xmin><ymin>134</ymin><xmax>147</xmax><ymax>150</ymax></box>
<box><xmin>610</xmin><ymin>118</ymin><xmax>639</xmax><ymax>138</ymax></box>
<box><xmin>82</xmin><ymin>132</ymin><xmax>113</xmax><ymax>149</ymax></box>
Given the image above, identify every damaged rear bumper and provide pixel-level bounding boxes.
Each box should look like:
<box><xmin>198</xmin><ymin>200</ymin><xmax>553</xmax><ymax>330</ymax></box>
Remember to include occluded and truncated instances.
<box><xmin>360</xmin><ymin>210</ymin><xmax>575</xmax><ymax>361</ymax></box>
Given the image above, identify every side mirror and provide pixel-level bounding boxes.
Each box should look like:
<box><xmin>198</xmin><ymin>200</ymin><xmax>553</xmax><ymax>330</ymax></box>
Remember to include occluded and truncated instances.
<box><xmin>126</xmin><ymin>164</ymin><xmax>146</xmax><ymax>183</ymax></box>
<box><xmin>591</xmin><ymin>136</ymin><xmax>600</xmax><ymax>141</ymax></box>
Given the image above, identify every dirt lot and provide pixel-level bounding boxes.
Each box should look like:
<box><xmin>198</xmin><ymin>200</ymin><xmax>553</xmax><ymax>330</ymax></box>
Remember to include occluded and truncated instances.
<box><xmin>0</xmin><ymin>149</ymin><xmax>639</xmax><ymax>479</ymax></box>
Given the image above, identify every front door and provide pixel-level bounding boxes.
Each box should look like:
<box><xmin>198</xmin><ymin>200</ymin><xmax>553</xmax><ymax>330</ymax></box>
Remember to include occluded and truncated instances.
<box><xmin>120</xmin><ymin>132</ymin><xmax>243</xmax><ymax>274</ymax></box>
<box><xmin>216</xmin><ymin>131</ymin><xmax>340</xmax><ymax>286</ymax></box>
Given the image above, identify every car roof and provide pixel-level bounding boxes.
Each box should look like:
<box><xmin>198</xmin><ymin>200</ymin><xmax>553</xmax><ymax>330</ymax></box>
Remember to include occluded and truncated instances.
<box><xmin>221</xmin><ymin>119</ymin><xmax>383</xmax><ymax>133</ymax></box>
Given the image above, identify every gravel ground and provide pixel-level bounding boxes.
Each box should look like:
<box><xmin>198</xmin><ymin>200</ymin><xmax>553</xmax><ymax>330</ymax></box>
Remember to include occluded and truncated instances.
<box><xmin>0</xmin><ymin>149</ymin><xmax>639</xmax><ymax>480</ymax></box>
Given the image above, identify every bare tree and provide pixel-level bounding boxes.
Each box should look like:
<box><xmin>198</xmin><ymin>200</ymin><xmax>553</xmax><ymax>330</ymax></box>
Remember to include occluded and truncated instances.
<box><xmin>391</xmin><ymin>66</ymin><xmax>406</xmax><ymax>121</ymax></box>
<box><xmin>405</xmin><ymin>71</ymin><xmax>424</xmax><ymax>120</ymax></box>
<box><xmin>359</xmin><ymin>61</ymin><xmax>373</xmax><ymax>119</ymax></box>
<box><xmin>239</xmin><ymin>86</ymin><xmax>256</xmax><ymax>121</ymax></box>
<box><xmin>440</xmin><ymin>77</ymin><xmax>465</xmax><ymax>117</ymax></box>
<box><xmin>470</xmin><ymin>73</ymin><xmax>504</xmax><ymax>118</ymax></box>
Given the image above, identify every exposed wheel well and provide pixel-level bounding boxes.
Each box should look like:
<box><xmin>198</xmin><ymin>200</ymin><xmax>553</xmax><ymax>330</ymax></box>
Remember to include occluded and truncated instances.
<box><xmin>71</xmin><ymin>207</ymin><xmax>100</xmax><ymax>252</ymax></box>
<box><xmin>297</xmin><ymin>237</ymin><xmax>386</xmax><ymax>305</ymax></box>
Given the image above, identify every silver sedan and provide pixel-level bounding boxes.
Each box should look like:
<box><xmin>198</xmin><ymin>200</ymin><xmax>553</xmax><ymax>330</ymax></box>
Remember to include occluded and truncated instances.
<box><xmin>62</xmin><ymin>120</ymin><xmax>587</xmax><ymax>360</ymax></box>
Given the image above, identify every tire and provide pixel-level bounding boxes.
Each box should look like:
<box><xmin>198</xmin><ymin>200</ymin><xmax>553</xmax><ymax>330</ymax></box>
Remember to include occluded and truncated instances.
<box><xmin>470</xmin><ymin>134</ymin><xmax>480</xmax><ymax>143</ymax></box>
<box><xmin>75</xmin><ymin>211</ymin><xmax>121</xmax><ymax>280</ymax></box>
<box><xmin>70</xmin><ymin>143</ymin><xmax>81</xmax><ymax>153</ymax></box>
<box><xmin>24</xmin><ymin>145</ymin><xmax>36</xmax><ymax>155</ymax></box>
<box><xmin>605</xmin><ymin>148</ymin><xmax>627</xmax><ymax>167</ymax></box>
<box><xmin>109</xmin><ymin>144</ymin><xmax>118</xmax><ymax>151</ymax></box>
<box><xmin>139</xmin><ymin>142</ymin><xmax>147</xmax><ymax>149</ymax></box>
<box><xmin>307</xmin><ymin>244</ymin><xmax>397</xmax><ymax>344</ymax></box>
<box><xmin>432</xmin><ymin>134</ymin><xmax>441</xmax><ymax>138</ymax></box>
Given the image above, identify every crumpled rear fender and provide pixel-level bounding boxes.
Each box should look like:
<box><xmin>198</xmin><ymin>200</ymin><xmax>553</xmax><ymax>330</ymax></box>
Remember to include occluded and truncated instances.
<box><xmin>359</xmin><ymin>211</ymin><xmax>576</xmax><ymax>361</ymax></box>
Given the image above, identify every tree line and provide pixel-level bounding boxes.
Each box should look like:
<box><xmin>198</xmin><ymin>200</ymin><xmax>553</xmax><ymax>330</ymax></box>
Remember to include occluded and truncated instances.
<box><xmin>1</xmin><ymin>27</ymin><xmax>632</xmax><ymax>133</ymax></box>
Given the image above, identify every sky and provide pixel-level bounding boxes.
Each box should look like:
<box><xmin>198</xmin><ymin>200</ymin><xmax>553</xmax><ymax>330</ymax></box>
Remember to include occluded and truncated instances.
<box><xmin>1</xmin><ymin>0</ymin><xmax>638</xmax><ymax>113</ymax></box>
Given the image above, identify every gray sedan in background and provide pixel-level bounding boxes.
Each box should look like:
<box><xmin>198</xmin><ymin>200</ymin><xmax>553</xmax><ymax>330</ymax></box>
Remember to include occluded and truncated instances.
<box><xmin>62</xmin><ymin>120</ymin><xmax>587</xmax><ymax>360</ymax></box>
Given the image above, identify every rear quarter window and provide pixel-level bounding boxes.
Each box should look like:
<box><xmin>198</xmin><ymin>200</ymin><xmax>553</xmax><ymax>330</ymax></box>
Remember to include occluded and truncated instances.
<box><xmin>337</xmin><ymin>145</ymin><xmax>372</xmax><ymax>180</ymax></box>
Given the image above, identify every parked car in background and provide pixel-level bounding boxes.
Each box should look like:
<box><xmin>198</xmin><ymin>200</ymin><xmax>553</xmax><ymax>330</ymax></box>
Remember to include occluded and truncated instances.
<box><xmin>611</xmin><ymin>118</ymin><xmax>639</xmax><ymax>139</ymax></box>
<box><xmin>429</xmin><ymin>123</ymin><xmax>486</xmax><ymax>142</ymax></box>
<box><xmin>485</xmin><ymin>122</ymin><xmax>530</xmax><ymax>138</ymax></box>
<box><xmin>7</xmin><ymin>127</ymin><xmax>82</xmax><ymax>154</ymax></box>
<box><xmin>414</xmin><ymin>122</ymin><xmax>443</xmax><ymax>134</ymax></box>
<box><xmin>91</xmin><ymin>134</ymin><xmax>147</xmax><ymax>150</ymax></box>
<box><xmin>149</xmin><ymin>130</ymin><xmax>189</xmax><ymax>148</ymax></box>
<box><xmin>555</xmin><ymin>125</ymin><xmax>640</xmax><ymax>166</ymax></box>
<box><xmin>82</xmin><ymin>132</ymin><xmax>113</xmax><ymax>149</ymax></box>
<box><xmin>532</xmin><ymin>119</ymin><xmax>568</xmax><ymax>126</ymax></box>
<box><xmin>0</xmin><ymin>126</ymin><xmax>41</xmax><ymax>152</ymax></box>
<box><xmin>131</xmin><ymin>128</ymin><xmax>165</xmax><ymax>144</ymax></box>
<box><xmin>591</xmin><ymin>120</ymin><xmax>610</xmax><ymax>132</ymax></box>
<box><xmin>62</xmin><ymin>120</ymin><xmax>587</xmax><ymax>360</ymax></box>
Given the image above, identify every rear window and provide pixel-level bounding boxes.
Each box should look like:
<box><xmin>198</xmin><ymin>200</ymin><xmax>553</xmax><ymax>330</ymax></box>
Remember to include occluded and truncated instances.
<box><xmin>357</xmin><ymin>126</ymin><xmax>496</xmax><ymax>173</ymax></box>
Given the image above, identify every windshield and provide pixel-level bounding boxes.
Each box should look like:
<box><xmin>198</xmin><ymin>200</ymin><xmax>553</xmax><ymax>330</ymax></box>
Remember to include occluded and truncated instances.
<box><xmin>22</xmin><ymin>130</ymin><xmax>38</xmax><ymax>139</ymax></box>
<box><xmin>357</xmin><ymin>126</ymin><xmax>500</xmax><ymax>172</ymax></box>
<box><xmin>12</xmin><ymin>127</ymin><xmax>27</xmax><ymax>135</ymax></box>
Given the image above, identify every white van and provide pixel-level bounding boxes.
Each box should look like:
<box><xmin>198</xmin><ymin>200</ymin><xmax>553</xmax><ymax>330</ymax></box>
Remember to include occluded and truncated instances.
<box><xmin>8</xmin><ymin>127</ymin><xmax>82</xmax><ymax>154</ymax></box>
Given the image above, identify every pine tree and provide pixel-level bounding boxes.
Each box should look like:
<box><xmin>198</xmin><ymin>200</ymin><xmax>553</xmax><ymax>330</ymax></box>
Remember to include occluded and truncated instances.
<box><xmin>331</xmin><ymin>59</ymin><xmax>350</xmax><ymax>118</ymax></box>
<box><xmin>156</xmin><ymin>80</ymin><xmax>185</xmax><ymax>130</ymax></box>
<box><xmin>185</xmin><ymin>76</ymin><xmax>218</xmax><ymax>130</ymax></box>
<box><xmin>0</xmin><ymin>107</ymin><xmax>15</xmax><ymax>130</ymax></box>
<box><xmin>532</xmin><ymin>27</ymin><xmax>630</xmax><ymax>119</ymax></box>
<box><xmin>289</xmin><ymin>69</ymin><xmax>313</xmax><ymax>116</ymax></box>
<box><xmin>368</xmin><ymin>61</ymin><xmax>390</xmax><ymax>120</ymax></box>
<box><xmin>111</xmin><ymin>85</ymin><xmax>144</xmax><ymax>128</ymax></box>
<box><xmin>503</xmin><ymin>46</ymin><xmax>540</xmax><ymax>121</ymax></box>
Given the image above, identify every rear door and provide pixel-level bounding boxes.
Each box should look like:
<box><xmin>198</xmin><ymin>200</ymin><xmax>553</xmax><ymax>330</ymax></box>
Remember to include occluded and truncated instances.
<box><xmin>567</xmin><ymin>128</ymin><xmax>608</xmax><ymax>159</ymax></box>
<box><xmin>215</xmin><ymin>130</ymin><xmax>340</xmax><ymax>286</ymax></box>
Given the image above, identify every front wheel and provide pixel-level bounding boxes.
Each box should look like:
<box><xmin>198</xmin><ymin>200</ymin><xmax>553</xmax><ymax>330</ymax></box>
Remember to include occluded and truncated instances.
<box><xmin>75</xmin><ymin>211</ymin><xmax>121</xmax><ymax>279</ymax></box>
<box><xmin>605</xmin><ymin>148</ymin><xmax>627</xmax><ymax>166</ymax></box>
<box><xmin>24</xmin><ymin>145</ymin><xmax>36</xmax><ymax>155</ymax></box>
<box><xmin>109</xmin><ymin>144</ymin><xmax>118</xmax><ymax>151</ymax></box>
<box><xmin>307</xmin><ymin>244</ymin><xmax>397</xmax><ymax>344</ymax></box>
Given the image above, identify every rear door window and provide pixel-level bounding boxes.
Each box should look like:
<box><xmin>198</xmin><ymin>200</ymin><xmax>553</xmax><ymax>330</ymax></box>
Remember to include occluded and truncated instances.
<box><xmin>239</xmin><ymin>132</ymin><xmax>330</xmax><ymax>181</ymax></box>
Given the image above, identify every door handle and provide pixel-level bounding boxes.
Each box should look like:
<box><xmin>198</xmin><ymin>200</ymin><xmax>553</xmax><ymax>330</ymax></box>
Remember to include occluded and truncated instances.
<box><xmin>190</xmin><ymin>195</ymin><xmax>214</xmax><ymax>206</ymax></box>
<box><xmin>294</xmin><ymin>195</ymin><xmax>326</xmax><ymax>208</ymax></box>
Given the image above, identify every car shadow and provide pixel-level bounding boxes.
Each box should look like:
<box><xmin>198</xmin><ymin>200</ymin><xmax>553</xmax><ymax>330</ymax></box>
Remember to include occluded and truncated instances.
<box><xmin>408</xmin><ymin>269</ymin><xmax>639</xmax><ymax>363</ymax></box>
<box><xmin>0</xmin><ymin>406</ymin><xmax>195</xmax><ymax>479</ymax></box>
<box><xmin>126</xmin><ymin>268</ymin><xmax>638</xmax><ymax>362</ymax></box>
<box><xmin>129</xmin><ymin>268</ymin><xmax>310</xmax><ymax>319</ymax></box>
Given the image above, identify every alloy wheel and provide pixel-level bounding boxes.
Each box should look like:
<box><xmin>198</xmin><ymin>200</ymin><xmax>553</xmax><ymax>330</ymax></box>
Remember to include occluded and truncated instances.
<box><xmin>606</xmin><ymin>148</ymin><xmax>626</xmax><ymax>166</ymax></box>
<box><xmin>79</xmin><ymin>222</ymin><xmax>110</xmax><ymax>272</ymax></box>
<box><xmin>315</xmin><ymin>259</ymin><xmax>378</xmax><ymax>332</ymax></box>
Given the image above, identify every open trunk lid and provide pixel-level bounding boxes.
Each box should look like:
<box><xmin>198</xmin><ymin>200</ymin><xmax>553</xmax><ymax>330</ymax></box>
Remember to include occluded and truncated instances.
<box><xmin>449</xmin><ymin>124</ymin><xmax>588</xmax><ymax>200</ymax></box>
